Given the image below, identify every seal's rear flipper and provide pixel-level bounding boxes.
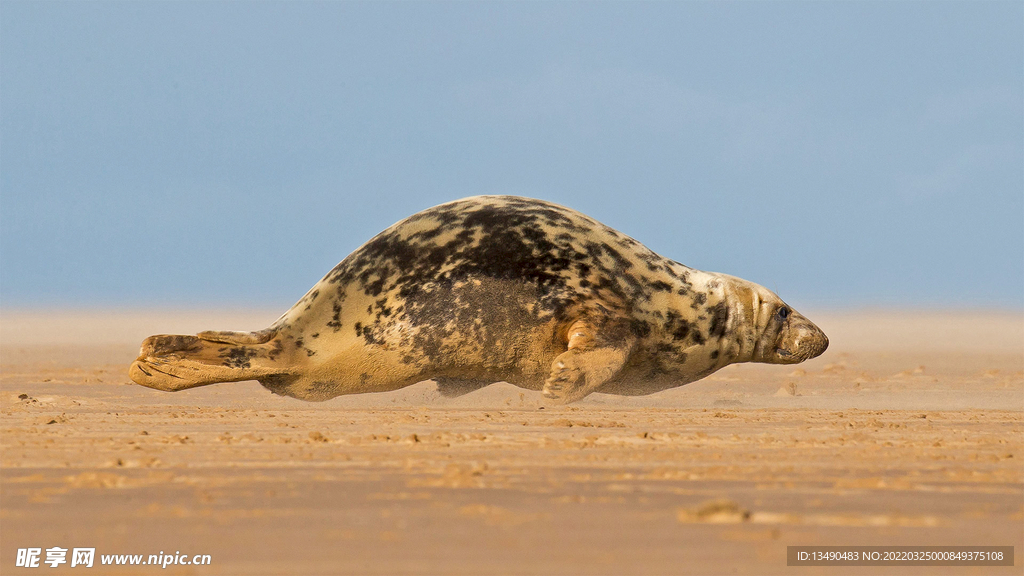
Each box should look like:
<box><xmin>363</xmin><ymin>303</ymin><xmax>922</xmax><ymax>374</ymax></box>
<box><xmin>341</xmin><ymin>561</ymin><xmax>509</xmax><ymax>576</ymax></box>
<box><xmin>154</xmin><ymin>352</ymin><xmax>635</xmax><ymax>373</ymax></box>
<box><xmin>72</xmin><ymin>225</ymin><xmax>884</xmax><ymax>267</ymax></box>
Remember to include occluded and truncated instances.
<box><xmin>542</xmin><ymin>317</ymin><xmax>637</xmax><ymax>404</ymax></box>
<box><xmin>196</xmin><ymin>329</ymin><xmax>276</xmax><ymax>345</ymax></box>
<box><xmin>130</xmin><ymin>330</ymin><xmax>285</xmax><ymax>392</ymax></box>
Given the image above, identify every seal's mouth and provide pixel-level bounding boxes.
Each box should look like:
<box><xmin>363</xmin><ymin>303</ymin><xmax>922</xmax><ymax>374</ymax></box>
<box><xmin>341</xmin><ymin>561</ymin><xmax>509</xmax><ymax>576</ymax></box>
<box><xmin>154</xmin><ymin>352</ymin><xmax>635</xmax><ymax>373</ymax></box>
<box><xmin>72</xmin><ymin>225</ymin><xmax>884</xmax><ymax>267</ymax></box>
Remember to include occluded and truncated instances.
<box><xmin>774</xmin><ymin>347</ymin><xmax>806</xmax><ymax>364</ymax></box>
<box><xmin>774</xmin><ymin>348</ymin><xmax>808</xmax><ymax>363</ymax></box>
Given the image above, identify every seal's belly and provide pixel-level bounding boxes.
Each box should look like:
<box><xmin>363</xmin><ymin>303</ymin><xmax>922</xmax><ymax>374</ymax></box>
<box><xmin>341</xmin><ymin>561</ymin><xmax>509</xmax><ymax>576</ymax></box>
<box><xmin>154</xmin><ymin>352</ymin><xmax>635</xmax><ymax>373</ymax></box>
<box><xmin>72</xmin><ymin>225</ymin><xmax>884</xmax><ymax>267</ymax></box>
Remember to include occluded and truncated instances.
<box><xmin>375</xmin><ymin>277</ymin><xmax>571</xmax><ymax>384</ymax></box>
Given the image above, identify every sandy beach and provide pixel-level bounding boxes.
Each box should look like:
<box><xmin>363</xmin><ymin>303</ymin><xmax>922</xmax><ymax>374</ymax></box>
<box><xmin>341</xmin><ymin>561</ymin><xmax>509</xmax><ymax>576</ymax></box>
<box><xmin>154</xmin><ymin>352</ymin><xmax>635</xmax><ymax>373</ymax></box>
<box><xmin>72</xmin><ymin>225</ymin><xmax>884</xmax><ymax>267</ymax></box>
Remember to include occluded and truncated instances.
<box><xmin>1</xmin><ymin>309</ymin><xmax>1021</xmax><ymax>575</ymax></box>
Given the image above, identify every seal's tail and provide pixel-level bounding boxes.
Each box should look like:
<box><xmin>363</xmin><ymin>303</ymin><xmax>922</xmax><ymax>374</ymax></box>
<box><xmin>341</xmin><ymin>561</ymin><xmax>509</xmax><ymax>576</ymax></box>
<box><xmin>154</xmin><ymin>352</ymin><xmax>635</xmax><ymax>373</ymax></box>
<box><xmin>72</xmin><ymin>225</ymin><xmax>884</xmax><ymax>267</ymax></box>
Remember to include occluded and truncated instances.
<box><xmin>129</xmin><ymin>329</ymin><xmax>287</xmax><ymax>392</ymax></box>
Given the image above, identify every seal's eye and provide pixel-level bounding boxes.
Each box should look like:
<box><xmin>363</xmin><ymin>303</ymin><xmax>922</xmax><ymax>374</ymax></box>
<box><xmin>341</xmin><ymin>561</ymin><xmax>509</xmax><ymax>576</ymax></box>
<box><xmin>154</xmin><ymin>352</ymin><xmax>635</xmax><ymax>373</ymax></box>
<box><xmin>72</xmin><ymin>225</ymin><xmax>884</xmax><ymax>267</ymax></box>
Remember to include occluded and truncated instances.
<box><xmin>777</xmin><ymin>306</ymin><xmax>790</xmax><ymax>320</ymax></box>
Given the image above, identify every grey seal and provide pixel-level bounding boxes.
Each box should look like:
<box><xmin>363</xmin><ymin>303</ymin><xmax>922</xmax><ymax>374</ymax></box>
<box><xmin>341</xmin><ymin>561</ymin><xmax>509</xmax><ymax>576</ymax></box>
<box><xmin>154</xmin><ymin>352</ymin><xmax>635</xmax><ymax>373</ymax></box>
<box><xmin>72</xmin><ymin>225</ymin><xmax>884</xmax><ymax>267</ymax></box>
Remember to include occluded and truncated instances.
<box><xmin>130</xmin><ymin>196</ymin><xmax>828</xmax><ymax>403</ymax></box>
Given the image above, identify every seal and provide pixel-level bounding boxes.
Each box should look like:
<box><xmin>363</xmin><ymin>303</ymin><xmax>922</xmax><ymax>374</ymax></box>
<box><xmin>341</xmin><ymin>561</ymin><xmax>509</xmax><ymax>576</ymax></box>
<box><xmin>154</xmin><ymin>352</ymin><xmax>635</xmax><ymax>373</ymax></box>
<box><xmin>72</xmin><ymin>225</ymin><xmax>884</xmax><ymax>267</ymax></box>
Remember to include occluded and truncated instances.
<box><xmin>129</xmin><ymin>196</ymin><xmax>828</xmax><ymax>403</ymax></box>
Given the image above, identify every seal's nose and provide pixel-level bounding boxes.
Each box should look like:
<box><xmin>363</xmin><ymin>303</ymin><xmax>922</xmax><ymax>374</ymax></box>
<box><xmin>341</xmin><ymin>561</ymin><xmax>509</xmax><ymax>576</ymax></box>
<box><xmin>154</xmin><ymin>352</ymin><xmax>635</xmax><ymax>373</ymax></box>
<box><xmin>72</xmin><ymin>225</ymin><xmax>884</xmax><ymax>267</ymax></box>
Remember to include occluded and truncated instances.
<box><xmin>800</xmin><ymin>326</ymin><xmax>828</xmax><ymax>360</ymax></box>
<box><xmin>809</xmin><ymin>331</ymin><xmax>828</xmax><ymax>359</ymax></box>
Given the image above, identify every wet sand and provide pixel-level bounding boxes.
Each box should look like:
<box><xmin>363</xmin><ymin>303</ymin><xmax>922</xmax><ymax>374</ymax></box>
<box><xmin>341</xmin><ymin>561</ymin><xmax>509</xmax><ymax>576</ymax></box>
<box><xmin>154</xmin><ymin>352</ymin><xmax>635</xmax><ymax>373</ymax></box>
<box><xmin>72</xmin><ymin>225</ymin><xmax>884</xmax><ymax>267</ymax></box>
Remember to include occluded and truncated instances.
<box><xmin>1</xmin><ymin>309</ymin><xmax>1021</xmax><ymax>574</ymax></box>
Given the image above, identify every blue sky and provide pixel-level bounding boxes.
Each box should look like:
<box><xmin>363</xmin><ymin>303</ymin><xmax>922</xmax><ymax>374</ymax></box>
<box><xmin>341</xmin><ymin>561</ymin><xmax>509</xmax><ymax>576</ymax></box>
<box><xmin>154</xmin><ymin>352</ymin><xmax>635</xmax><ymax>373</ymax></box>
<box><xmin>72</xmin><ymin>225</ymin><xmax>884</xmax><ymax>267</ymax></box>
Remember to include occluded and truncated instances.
<box><xmin>1</xmin><ymin>2</ymin><xmax>1021</xmax><ymax>309</ymax></box>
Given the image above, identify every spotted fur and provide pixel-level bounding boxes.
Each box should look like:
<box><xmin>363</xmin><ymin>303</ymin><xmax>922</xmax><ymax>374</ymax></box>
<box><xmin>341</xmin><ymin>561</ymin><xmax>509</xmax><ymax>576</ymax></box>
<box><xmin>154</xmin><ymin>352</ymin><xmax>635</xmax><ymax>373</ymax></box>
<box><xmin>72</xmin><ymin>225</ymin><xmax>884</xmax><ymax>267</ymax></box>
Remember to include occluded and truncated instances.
<box><xmin>130</xmin><ymin>196</ymin><xmax>828</xmax><ymax>402</ymax></box>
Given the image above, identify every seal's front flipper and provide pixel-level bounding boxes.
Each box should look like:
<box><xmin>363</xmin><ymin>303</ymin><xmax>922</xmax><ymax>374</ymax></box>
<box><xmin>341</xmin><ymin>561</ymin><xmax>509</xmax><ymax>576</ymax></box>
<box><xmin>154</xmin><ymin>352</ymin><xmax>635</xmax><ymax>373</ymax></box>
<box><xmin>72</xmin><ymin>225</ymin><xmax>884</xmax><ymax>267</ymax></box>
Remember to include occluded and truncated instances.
<box><xmin>542</xmin><ymin>318</ymin><xmax>637</xmax><ymax>404</ymax></box>
<box><xmin>130</xmin><ymin>330</ymin><xmax>285</xmax><ymax>392</ymax></box>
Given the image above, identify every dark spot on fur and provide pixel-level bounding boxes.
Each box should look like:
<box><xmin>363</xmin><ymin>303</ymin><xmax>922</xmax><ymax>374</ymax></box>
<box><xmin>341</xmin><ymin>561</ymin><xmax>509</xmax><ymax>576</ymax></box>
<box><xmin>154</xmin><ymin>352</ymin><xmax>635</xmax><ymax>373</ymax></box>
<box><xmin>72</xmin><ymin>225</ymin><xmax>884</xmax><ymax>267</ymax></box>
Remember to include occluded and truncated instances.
<box><xmin>259</xmin><ymin>373</ymin><xmax>297</xmax><ymax>393</ymax></box>
<box><xmin>602</xmin><ymin>244</ymin><xmax>632</xmax><ymax>270</ymax></box>
<box><xmin>708</xmin><ymin>303</ymin><xmax>729</xmax><ymax>339</ymax></box>
<box><xmin>366</xmin><ymin>278</ymin><xmax>385</xmax><ymax>295</ymax></box>
<box><xmin>374</xmin><ymin>298</ymin><xmax>393</xmax><ymax>320</ymax></box>
<box><xmin>672</xmin><ymin>323</ymin><xmax>690</xmax><ymax>341</ymax></box>
<box><xmin>326</xmin><ymin>303</ymin><xmax>342</xmax><ymax>331</ymax></box>
<box><xmin>308</xmin><ymin>380</ymin><xmax>333</xmax><ymax>394</ymax></box>
<box><xmin>267</xmin><ymin>340</ymin><xmax>283</xmax><ymax>361</ymax></box>
<box><xmin>630</xmin><ymin>319</ymin><xmax>651</xmax><ymax>338</ymax></box>
<box><xmin>416</xmin><ymin>226</ymin><xmax>444</xmax><ymax>241</ymax></box>
<box><xmin>222</xmin><ymin>347</ymin><xmax>256</xmax><ymax>369</ymax></box>
<box><xmin>360</xmin><ymin>324</ymin><xmax>381</xmax><ymax>346</ymax></box>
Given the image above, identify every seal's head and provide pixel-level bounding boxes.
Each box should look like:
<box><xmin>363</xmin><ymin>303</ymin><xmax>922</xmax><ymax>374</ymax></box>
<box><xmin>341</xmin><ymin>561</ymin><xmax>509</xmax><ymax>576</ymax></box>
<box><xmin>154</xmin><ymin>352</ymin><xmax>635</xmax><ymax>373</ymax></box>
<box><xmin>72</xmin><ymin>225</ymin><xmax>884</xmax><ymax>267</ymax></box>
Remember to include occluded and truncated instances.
<box><xmin>754</xmin><ymin>301</ymin><xmax>829</xmax><ymax>364</ymax></box>
<box><xmin>719</xmin><ymin>275</ymin><xmax>829</xmax><ymax>365</ymax></box>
